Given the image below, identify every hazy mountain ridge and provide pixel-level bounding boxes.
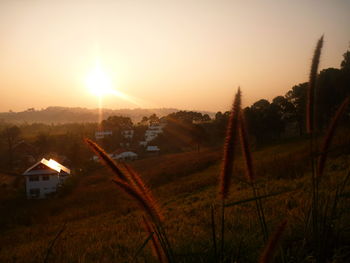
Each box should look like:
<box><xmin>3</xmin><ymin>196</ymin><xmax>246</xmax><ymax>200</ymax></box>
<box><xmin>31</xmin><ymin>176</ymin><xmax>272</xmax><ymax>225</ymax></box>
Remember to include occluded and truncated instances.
<box><xmin>0</xmin><ymin>106</ymin><xmax>214</xmax><ymax>124</ymax></box>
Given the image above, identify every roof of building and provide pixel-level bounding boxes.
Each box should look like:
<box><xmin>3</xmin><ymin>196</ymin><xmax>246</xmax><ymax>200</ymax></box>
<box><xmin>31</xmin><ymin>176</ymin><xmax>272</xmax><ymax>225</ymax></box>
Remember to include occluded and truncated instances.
<box><xmin>146</xmin><ymin>146</ymin><xmax>160</xmax><ymax>152</ymax></box>
<box><xmin>117</xmin><ymin>151</ymin><xmax>138</xmax><ymax>157</ymax></box>
<box><xmin>23</xmin><ymin>158</ymin><xmax>71</xmax><ymax>176</ymax></box>
<box><xmin>112</xmin><ymin>148</ymin><xmax>128</xmax><ymax>155</ymax></box>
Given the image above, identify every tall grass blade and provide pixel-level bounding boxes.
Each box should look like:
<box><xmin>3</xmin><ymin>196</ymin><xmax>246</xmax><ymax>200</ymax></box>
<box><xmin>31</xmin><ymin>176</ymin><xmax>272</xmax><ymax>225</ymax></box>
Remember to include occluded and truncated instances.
<box><xmin>239</xmin><ymin>110</ymin><xmax>268</xmax><ymax>241</ymax></box>
<box><xmin>112</xmin><ymin>178</ymin><xmax>162</xmax><ymax>223</ymax></box>
<box><xmin>142</xmin><ymin>216</ymin><xmax>166</xmax><ymax>263</ymax></box>
<box><xmin>153</xmin><ymin>224</ymin><xmax>174</xmax><ymax>263</ymax></box>
<box><xmin>132</xmin><ymin>231</ymin><xmax>154</xmax><ymax>263</ymax></box>
<box><xmin>239</xmin><ymin>112</ymin><xmax>254</xmax><ymax>182</ymax></box>
<box><xmin>259</xmin><ymin>220</ymin><xmax>287</xmax><ymax>263</ymax></box>
<box><xmin>318</xmin><ymin>97</ymin><xmax>350</xmax><ymax>177</ymax></box>
<box><xmin>123</xmin><ymin>163</ymin><xmax>163</xmax><ymax>221</ymax></box>
<box><xmin>43</xmin><ymin>222</ymin><xmax>67</xmax><ymax>263</ymax></box>
<box><xmin>211</xmin><ymin>205</ymin><xmax>218</xmax><ymax>262</ymax></box>
<box><xmin>84</xmin><ymin>138</ymin><xmax>128</xmax><ymax>181</ymax></box>
<box><xmin>224</xmin><ymin>190</ymin><xmax>292</xmax><ymax>207</ymax></box>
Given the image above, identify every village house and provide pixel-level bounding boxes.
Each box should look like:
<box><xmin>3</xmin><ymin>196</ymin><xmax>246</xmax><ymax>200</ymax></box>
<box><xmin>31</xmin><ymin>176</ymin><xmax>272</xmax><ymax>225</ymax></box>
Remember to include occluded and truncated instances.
<box><xmin>146</xmin><ymin>145</ymin><xmax>160</xmax><ymax>156</ymax></box>
<box><xmin>121</xmin><ymin>129</ymin><xmax>134</xmax><ymax>139</ymax></box>
<box><xmin>139</xmin><ymin>122</ymin><xmax>165</xmax><ymax>146</ymax></box>
<box><xmin>116</xmin><ymin>151</ymin><xmax>138</xmax><ymax>161</ymax></box>
<box><xmin>95</xmin><ymin>130</ymin><xmax>113</xmax><ymax>140</ymax></box>
<box><xmin>23</xmin><ymin>158</ymin><xmax>71</xmax><ymax>199</ymax></box>
<box><xmin>92</xmin><ymin>149</ymin><xmax>138</xmax><ymax>162</ymax></box>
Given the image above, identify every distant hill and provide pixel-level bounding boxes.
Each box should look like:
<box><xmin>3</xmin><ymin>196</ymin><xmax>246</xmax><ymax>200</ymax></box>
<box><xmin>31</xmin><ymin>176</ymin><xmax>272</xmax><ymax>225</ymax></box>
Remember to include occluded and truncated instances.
<box><xmin>0</xmin><ymin>107</ymin><xmax>214</xmax><ymax>124</ymax></box>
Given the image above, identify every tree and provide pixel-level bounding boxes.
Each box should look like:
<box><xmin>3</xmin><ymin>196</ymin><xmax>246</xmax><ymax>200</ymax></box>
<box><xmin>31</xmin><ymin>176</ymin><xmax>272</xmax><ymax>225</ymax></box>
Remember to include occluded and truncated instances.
<box><xmin>272</xmin><ymin>96</ymin><xmax>295</xmax><ymax>120</ymax></box>
<box><xmin>166</xmin><ymin>111</ymin><xmax>209</xmax><ymax>124</ymax></box>
<box><xmin>315</xmin><ymin>68</ymin><xmax>342</xmax><ymax>129</ymax></box>
<box><xmin>285</xmin><ymin>83</ymin><xmax>308</xmax><ymax>135</ymax></box>
<box><xmin>101</xmin><ymin>116</ymin><xmax>133</xmax><ymax>130</ymax></box>
<box><xmin>190</xmin><ymin>124</ymin><xmax>207</xmax><ymax>152</ymax></box>
<box><xmin>214</xmin><ymin>111</ymin><xmax>230</xmax><ymax>138</ymax></box>
<box><xmin>340</xmin><ymin>50</ymin><xmax>350</xmax><ymax>72</ymax></box>
<box><xmin>35</xmin><ymin>133</ymin><xmax>50</xmax><ymax>155</ymax></box>
<box><xmin>244</xmin><ymin>99</ymin><xmax>285</xmax><ymax>144</ymax></box>
<box><xmin>149</xmin><ymin>114</ymin><xmax>160</xmax><ymax>124</ymax></box>
<box><xmin>339</xmin><ymin>49</ymin><xmax>350</xmax><ymax>106</ymax></box>
<box><xmin>1</xmin><ymin>126</ymin><xmax>21</xmax><ymax>169</ymax></box>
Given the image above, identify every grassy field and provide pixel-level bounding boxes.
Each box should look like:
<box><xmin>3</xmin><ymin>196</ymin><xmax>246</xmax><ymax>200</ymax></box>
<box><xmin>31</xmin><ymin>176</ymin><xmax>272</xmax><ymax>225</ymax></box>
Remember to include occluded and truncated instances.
<box><xmin>1</xmin><ymin>132</ymin><xmax>349</xmax><ymax>263</ymax></box>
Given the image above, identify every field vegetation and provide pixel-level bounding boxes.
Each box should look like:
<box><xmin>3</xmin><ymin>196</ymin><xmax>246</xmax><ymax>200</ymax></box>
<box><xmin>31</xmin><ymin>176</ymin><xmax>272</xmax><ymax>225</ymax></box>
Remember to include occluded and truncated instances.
<box><xmin>0</xmin><ymin>38</ymin><xmax>350</xmax><ymax>262</ymax></box>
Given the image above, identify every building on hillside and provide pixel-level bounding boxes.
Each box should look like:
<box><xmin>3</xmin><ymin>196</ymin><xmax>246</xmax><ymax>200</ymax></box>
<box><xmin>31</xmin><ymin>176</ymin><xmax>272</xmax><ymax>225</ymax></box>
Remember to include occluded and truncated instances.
<box><xmin>146</xmin><ymin>145</ymin><xmax>160</xmax><ymax>156</ymax></box>
<box><xmin>139</xmin><ymin>141</ymin><xmax>147</xmax><ymax>146</ymax></box>
<box><xmin>23</xmin><ymin>158</ymin><xmax>71</xmax><ymax>199</ymax></box>
<box><xmin>121</xmin><ymin>129</ymin><xmax>134</xmax><ymax>139</ymax></box>
<box><xmin>116</xmin><ymin>151</ymin><xmax>138</xmax><ymax>161</ymax></box>
<box><xmin>95</xmin><ymin>131</ymin><xmax>113</xmax><ymax>139</ymax></box>
<box><xmin>143</xmin><ymin>123</ymin><xmax>165</xmax><ymax>144</ymax></box>
<box><xmin>92</xmin><ymin>149</ymin><xmax>138</xmax><ymax>162</ymax></box>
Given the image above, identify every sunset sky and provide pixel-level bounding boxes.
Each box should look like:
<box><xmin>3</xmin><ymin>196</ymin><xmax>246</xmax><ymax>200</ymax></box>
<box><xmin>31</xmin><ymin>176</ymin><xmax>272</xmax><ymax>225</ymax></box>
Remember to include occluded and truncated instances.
<box><xmin>0</xmin><ymin>0</ymin><xmax>349</xmax><ymax>113</ymax></box>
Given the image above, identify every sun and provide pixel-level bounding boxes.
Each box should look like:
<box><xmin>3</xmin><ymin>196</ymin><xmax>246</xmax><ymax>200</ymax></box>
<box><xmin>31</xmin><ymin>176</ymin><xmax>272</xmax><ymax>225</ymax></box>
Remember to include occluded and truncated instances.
<box><xmin>84</xmin><ymin>61</ymin><xmax>147</xmax><ymax>107</ymax></box>
<box><xmin>85</xmin><ymin>64</ymin><xmax>114</xmax><ymax>97</ymax></box>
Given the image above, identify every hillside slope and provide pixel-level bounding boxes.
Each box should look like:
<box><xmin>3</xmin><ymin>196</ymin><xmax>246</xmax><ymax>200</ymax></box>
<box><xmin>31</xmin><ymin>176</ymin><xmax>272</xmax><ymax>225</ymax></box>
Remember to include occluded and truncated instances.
<box><xmin>0</xmin><ymin>137</ymin><xmax>349</xmax><ymax>262</ymax></box>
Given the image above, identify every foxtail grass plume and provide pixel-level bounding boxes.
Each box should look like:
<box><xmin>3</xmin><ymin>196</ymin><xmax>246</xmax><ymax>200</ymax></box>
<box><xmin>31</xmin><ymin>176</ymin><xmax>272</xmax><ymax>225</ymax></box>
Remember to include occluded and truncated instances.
<box><xmin>318</xmin><ymin>97</ymin><xmax>350</xmax><ymax>177</ymax></box>
<box><xmin>84</xmin><ymin>138</ymin><xmax>128</xmax><ymax>181</ymax></box>
<box><xmin>112</xmin><ymin>178</ymin><xmax>162</xmax><ymax>223</ymax></box>
<box><xmin>259</xmin><ymin>220</ymin><xmax>288</xmax><ymax>263</ymax></box>
<box><xmin>307</xmin><ymin>35</ymin><xmax>324</xmax><ymax>133</ymax></box>
<box><xmin>123</xmin><ymin>163</ymin><xmax>163</xmax><ymax>221</ymax></box>
<box><xmin>220</xmin><ymin>87</ymin><xmax>241</xmax><ymax>199</ymax></box>
<box><xmin>85</xmin><ymin>139</ymin><xmax>162</xmax><ymax>222</ymax></box>
<box><xmin>239</xmin><ymin>111</ymin><xmax>255</xmax><ymax>182</ymax></box>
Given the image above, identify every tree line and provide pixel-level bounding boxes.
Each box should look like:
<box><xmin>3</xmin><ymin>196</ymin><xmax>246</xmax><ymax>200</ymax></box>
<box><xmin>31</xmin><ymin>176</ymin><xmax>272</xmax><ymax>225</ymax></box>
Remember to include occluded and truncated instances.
<box><xmin>0</xmin><ymin>49</ymin><xmax>349</xmax><ymax>173</ymax></box>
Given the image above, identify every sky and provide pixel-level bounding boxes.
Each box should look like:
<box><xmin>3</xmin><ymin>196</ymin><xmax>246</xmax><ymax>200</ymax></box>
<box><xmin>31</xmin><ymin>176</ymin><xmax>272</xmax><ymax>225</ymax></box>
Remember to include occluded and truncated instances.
<box><xmin>0</xmin><ymin>0</ymin><xmax>349</xmax><ymax>112</ymax></box>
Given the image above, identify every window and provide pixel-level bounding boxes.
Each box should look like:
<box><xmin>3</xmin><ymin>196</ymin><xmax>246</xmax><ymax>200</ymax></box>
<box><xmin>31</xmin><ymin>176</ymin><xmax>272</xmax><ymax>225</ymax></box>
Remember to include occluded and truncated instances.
<box><xmin>29</xmin><ymin>188</ymin><xmax>40</xmax><ymax>198</ymax></box>
<box><xmin>29</xmin><ymin>175</ymin><xmax>39</xmax><ymax>181</ymax></box>
<box><xmin>42</xmin><ymin>175</ymin><xmax>49</xmax><ymax>181</ymax></box>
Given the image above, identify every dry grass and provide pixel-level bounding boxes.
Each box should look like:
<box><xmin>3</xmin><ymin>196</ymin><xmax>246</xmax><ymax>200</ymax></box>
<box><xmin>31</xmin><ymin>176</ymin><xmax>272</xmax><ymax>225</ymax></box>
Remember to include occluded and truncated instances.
<box><xmin>1</xmin><ymin>133</ymin><xmax>349</xmax><ymax>262</ymax></box>
<box><xmin>1</xmin><ymin>37</ymin><xmax>350</xmax><ymax>263</ymax></box>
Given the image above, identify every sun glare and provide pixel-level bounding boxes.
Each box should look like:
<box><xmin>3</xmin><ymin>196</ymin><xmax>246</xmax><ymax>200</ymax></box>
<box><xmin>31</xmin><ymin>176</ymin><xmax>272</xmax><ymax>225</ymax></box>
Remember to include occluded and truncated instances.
<box><xmin>85</xmin><ymin>64</ymin><xmax>114</xmax><ymax>97</ymax></box>
<box><xmin>84</xmin><ymin>61</ymin><xmax>153</xmax><ymax>108</ymax></box>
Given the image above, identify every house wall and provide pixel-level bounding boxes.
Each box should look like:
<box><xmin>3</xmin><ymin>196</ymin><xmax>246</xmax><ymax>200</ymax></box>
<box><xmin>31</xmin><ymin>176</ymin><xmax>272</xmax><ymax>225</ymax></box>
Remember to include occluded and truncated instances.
<box><xmin>26</xmin><ymin>174</ymin><xmax>64</xmax><ymax>199</ymax></box>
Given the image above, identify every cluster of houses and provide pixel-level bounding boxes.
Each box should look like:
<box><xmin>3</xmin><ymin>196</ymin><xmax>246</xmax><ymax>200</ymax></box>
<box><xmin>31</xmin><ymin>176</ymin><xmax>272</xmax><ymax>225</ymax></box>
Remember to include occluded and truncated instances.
<box><xmin>93</xmin><ymin>120</ymin><xmax>165</xmax><ymax>161</ymax></box>
<box><xmin>22</xmin><ymin>120</ymin><xmax>165</xmax><ymax>199</ymax></box>
<box><xmin>91</xmin><ymin>150</ymin><xmax>138</xmax><ymax>162</ymax></box>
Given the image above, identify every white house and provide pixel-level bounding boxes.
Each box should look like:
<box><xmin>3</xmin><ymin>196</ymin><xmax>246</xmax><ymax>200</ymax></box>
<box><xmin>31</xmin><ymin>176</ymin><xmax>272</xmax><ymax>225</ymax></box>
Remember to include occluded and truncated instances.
<box><xmin>121</xmin><ymin>129</ymin><xmax>134</xmax><ymax>139</ymax></box>
<box><xmin>146</xmin><ymin>145</ymin><xmax>160</xmax><ymax>155</ymax></box>
<box><xmin>117</xmin><ymin>151</ymin><xmax>138</xmax><ymax>161</ymax></box>
<box><xmin>95</xmin><ymin>131</ymin><xmax>113</xmax><ymax>139</ymax></box>
<box><xmin>143</xmin><ymin>123</ymin><xmax>165</xmax><ymax>144</ymax></box>
<box><xmin>23</xmin><ymin>158</ymin><xmax>71</xmax><ymax>199</ymax></box>
<box><xmin>92</xmin><ymin>150</ymin><xmax>138</xmax><ymax>162</ymax></box>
